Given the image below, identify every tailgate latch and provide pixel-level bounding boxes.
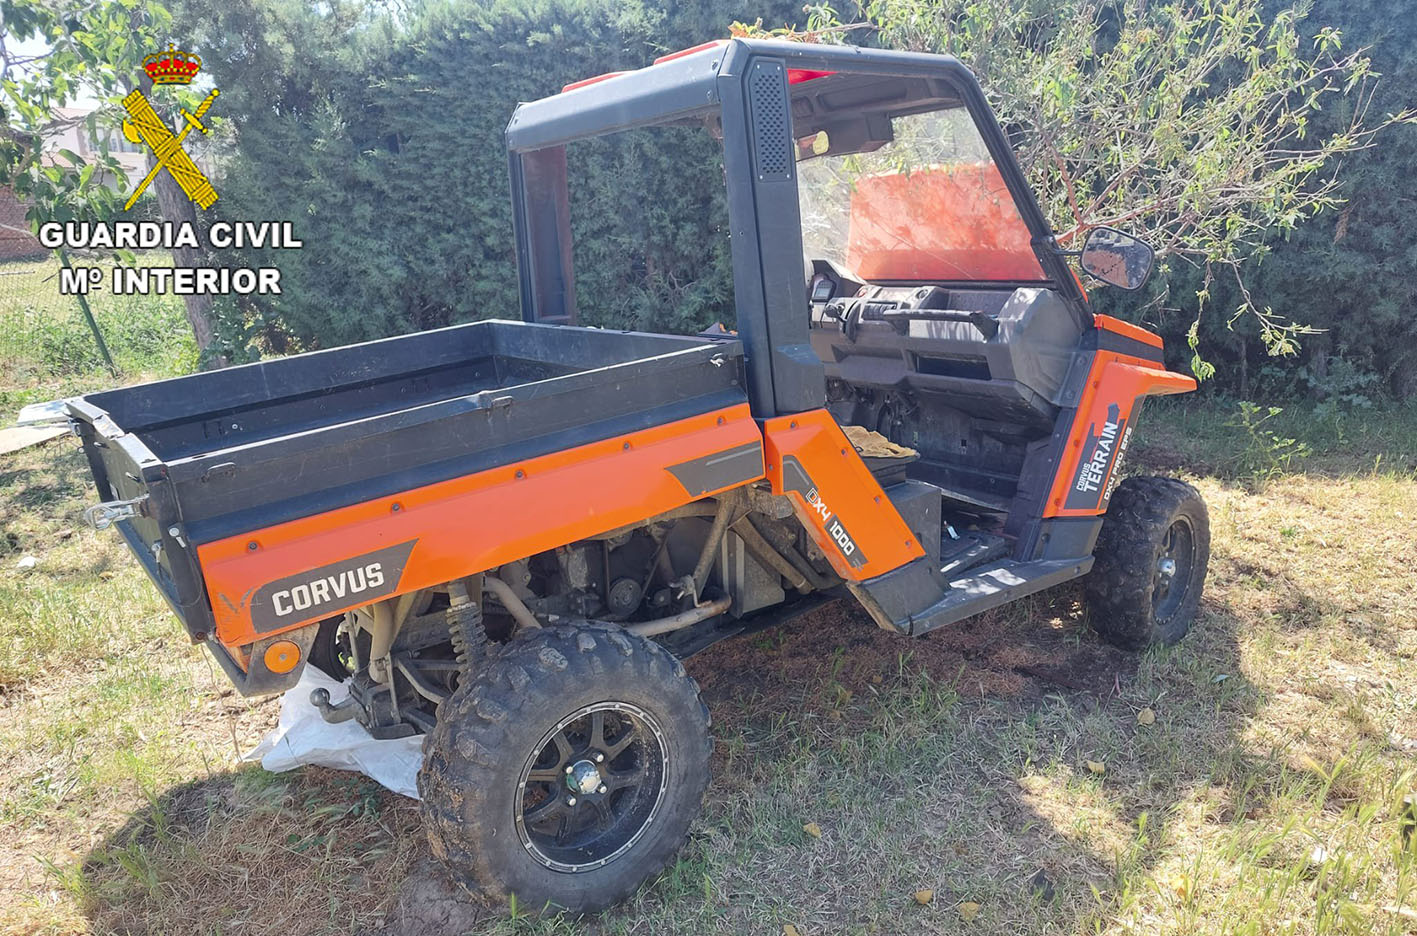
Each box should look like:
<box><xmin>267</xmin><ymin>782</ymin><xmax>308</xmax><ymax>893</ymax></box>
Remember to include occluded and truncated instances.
<box><xmin>84</xmin><ymin>495</ymin><xmax>149</xmax><ymax>530</ymax></box>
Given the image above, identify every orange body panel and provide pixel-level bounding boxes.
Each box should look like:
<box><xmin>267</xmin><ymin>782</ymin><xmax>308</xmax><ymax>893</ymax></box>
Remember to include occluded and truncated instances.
<box><xmin>761</xmin><ymin>410</ymin><xmax>924</xmax><ymax>581</ymax></box>
<box><xmin>1044</xmin><ymin>354</ymin><xmax>1196</xmax><ymax>517</ymax></box>
<box><xmin>199</xmin><ymin>404</ymin><xmax>764</xmax><ymax>649</ymax></box>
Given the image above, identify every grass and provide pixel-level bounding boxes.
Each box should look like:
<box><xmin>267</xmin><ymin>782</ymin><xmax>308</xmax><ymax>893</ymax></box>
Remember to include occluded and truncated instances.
<box><xmin>0</xmin><ymin>254</ymin><xmax>198</xmax><ymax>414</ymax></box>
<box><xmin>0</xmin><ymin>284</ymin><xmax>1414</xmax><ymax>934</ymax></box>
<box><xmin>1134</xmin><ymin>395</ymin><xmax>1417</xmax><ymax>482</ymax></box>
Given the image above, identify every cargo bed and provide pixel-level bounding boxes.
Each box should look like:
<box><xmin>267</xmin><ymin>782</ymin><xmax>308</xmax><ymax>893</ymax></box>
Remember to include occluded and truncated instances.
<box><xmin>68</xmin><ymin>320</ymin><xmax>747</xmax><ymax>643</ymax></box>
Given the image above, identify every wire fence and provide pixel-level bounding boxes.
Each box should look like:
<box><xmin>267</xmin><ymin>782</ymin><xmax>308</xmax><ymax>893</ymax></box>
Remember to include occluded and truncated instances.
<box><xmin>0</xmin><ymin>252</ymin><xmax>196</xmax><ymax>385</ymax></box>
<box><xmin>0</xmin><ymin>253</ymin><xmax>62</xmax><ymax>312</ymax></box>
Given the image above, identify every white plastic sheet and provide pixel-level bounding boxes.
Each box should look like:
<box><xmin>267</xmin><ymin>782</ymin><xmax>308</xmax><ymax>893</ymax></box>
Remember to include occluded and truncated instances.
<box><xmin>244</xmin><ymin>666</ymin><xmax>424</xmax><ymax>799</ymax></box>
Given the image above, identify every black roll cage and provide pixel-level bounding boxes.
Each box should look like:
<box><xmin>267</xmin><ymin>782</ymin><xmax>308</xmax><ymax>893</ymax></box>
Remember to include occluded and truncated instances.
<box><xmin>506</xmin><ymin>38</ymin><xmax>1090</xmax><ymax>419</ymax></box>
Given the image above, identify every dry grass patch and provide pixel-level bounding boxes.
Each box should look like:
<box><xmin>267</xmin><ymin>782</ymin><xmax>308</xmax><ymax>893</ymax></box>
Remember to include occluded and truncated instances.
<box><xmin>0</xmin><ymin>400</ymin><xmax>1413</xmax><ymax>935</ymax></box>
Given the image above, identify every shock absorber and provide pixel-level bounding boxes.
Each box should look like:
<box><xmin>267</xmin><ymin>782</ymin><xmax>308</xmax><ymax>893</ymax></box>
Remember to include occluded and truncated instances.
<box><xmin>446</xmin><ymin>577</ymin><xmax>487</xmax><ymax>677</ymax></box>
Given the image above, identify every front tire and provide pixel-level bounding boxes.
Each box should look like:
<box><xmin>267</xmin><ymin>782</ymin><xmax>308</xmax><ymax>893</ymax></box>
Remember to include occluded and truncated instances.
<box><xmin>417</xmin><ymin>624</ymin><xmax>712</xmax><ymax>914</ymax></box>
<box><xmin>1085</xmin><ymin>476</ymin><xmax>1210</xmax><ymax>649</ymax></box>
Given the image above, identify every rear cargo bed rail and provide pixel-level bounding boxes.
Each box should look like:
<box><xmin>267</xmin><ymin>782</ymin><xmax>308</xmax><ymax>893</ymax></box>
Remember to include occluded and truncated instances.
<box><xmin>67</xmin><ymin>320</ymin><xmax>750</xmax><ymax>646</ymax></box>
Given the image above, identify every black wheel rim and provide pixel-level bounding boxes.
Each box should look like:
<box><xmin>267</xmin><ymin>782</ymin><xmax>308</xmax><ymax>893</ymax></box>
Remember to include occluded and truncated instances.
<box><xmin>1152</xmin><ymin>517</ymin><xmax>1196</xmax><ymax>623</ymax></box>
<box><xmin>514</xmin><ymin>701</ymin><xmax>668</xmax><ymax>873</ymax></box>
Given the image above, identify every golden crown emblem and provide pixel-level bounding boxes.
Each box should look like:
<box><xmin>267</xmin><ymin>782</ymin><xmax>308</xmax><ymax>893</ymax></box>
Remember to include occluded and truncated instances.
<box><xmin>142</xmin><ymin>43</ymin><xmax>202</xmax><ymax>85</ymax></box>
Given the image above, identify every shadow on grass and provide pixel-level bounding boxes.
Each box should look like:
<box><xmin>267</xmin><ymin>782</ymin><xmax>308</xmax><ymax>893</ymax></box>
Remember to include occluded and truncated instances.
<box><xmin>73</xmin><ymin>586</ymin><xmax>1280</xmax><ymax>936</ymax></box>
<box><xmin>681</xmin><ymin>588</ymin><xmax>1268</xmax><ymax>933</ymax></box>
<box><xmin>0</xmin><ymin>446</ymin><xmax>130</xmax><ymax>583</ymax></box>
<box><xmin>0</xmin><ymin>457</ymin><xmax>85</xmax><ymax>515</ymax></box>
<box><xmin>76</xmin><ymin>766</ymin><xmax>432</xmax><ymax>936</ymax></box>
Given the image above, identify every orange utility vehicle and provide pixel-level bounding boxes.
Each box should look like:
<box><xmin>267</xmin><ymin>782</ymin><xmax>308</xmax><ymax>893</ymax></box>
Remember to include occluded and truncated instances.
<box><xmin>72</xmin><ymin>39</ymin><xmax>1210</xmax><ymax>912</ymax></box>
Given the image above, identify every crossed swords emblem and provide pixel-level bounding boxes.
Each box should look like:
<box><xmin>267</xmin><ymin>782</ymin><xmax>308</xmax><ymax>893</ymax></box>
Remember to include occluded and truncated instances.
<box><xmin>121</xmin><ymin>87</ymin><xmax>220</xmax><ymax>211</ymax></box>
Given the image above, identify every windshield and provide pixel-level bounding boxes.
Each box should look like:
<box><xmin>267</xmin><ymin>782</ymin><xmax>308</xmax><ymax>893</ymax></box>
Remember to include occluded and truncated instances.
<box><xmin>797</xmin><ymin>107</ymin><xmax>1046</xmax><ymax>283</ymax></box>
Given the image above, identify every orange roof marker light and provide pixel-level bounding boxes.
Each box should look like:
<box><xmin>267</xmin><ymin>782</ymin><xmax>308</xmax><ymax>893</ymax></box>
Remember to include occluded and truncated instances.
<box><xmin>561</xmin><ymin>71</ymin><xmax>629</xmax><ymax>94</ymax></box>
<box><xmin>561</xmin><ymin>41</ymin><xmax>830</xmax><ymax>96</ymax></box>
<box><xmin>562</xmin><ymin>40</ymin><xmax>731</xmax><ymax>95</ymax></box>
<box><xmin>653</xmin><ymin>40</ymin><xmax>729</xmax><ymax>65</ymax></box>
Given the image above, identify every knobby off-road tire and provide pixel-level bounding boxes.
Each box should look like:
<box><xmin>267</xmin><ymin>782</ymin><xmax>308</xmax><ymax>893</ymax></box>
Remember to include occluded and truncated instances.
<box><xmin>308</xmin><ymin>616</ymin><xmax>349</xmax><ymax>681</ymax></box>
<box><xmin>1085</xmin><ymin>476</ymin><xmax>1210</xmax><ymax>650</ymax></box>
<box><xmin>417</xmin><ymin>624</ymin><xmax>712</xmax><ymax>914</ymax></box>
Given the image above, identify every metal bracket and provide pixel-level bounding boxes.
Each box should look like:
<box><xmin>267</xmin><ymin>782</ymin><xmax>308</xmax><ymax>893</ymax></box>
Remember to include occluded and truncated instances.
<box><xmin>83</xmin><ymin>495</ymin><xmax>149</xmax><ymax>531</ymax></box>
<box><xmin>671</xmin><ymin>573</ymin><xmax>700</xmax><ymax>606</ymax></box>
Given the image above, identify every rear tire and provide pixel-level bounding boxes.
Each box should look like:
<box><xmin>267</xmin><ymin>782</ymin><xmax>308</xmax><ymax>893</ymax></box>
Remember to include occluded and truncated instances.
<box><xmin>1085</xmin><ymin>476</ymin><xmax>1209</xmax><ymax>650</ymax></box>
<box><xmin>308</xmin><ymin>616</ymin><xmax>350</xmax><ymax>681</ymax></box>
<box><xmin>417</xmin><ymin>624</ymin><xmax>712</xmax><ymax>914</ymax></box>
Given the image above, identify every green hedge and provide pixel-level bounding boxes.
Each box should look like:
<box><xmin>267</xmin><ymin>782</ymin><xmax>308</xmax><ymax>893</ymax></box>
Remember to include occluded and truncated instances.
<box><xmin>1133</xmin><ymin>0</ymin><xmax>1417</xmax><ymax>401</ymax></box>
<box><xmin>176</xmin><ymin>0</ymin><xmax>797</xmax><ymax>351</ymax></box>
<box><xmin>179</xmin><ymin>0</ymin><xmax>1417</xmax><ymax>401</ymax></box>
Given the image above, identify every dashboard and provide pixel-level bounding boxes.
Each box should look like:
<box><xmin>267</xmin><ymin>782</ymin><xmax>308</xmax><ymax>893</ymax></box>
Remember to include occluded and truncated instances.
<box><xmin>807</xmin><ymin>258</ymin><xmax>1010</xmax><ymax>341</ymax></box>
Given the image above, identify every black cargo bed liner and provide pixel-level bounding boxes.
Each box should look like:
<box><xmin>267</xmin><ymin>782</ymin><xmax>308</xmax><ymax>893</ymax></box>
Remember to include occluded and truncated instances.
<box><xmin>68</xmin><ymin>320</ymin><xmax>748</xmax><ymax>641</ymax></box>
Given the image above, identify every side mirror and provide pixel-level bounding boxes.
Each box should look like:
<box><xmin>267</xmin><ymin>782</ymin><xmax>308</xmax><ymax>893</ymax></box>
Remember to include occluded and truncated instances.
<box><xmin>1079</xmin><ymin>227</ymin><xmax>1155</xmax><ymax>291</ymax></box>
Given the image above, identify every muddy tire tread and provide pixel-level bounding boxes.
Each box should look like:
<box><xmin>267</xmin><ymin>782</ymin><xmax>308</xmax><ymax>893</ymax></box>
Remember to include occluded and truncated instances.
<box><xmin>417</xmin><ymin>624</ymin><xmax>711</xmax><ymax>914</ymax></box>
<box><xmin>1085</xmin><ymin>476</ymin><xmax>1210</xmax><ymax>650</ymax></box>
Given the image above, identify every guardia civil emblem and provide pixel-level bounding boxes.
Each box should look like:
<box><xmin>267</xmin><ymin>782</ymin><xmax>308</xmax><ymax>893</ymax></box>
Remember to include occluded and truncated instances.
<box><xmin>121</xmin><ymin>43</ymin><xmax>219</xmax><ymax>210</ymax></box>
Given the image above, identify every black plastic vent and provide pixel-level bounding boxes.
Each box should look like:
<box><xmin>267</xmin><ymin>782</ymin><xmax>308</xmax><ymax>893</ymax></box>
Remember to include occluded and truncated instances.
<box><xmin>748</xmin><ymin>61</ymin><xmax>791</xmax><ymax>181</ymax></box>
<box><xmin>915</xmin><ymin>354</ymin><xmax>993</xmax><ymax>381</ymax></box>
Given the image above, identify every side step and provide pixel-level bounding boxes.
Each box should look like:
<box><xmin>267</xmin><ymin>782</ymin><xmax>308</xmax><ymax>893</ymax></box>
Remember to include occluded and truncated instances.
<box><xmin>906</xmin><ymin>557</ymin><xmax>1092</xmax><ymax>636</ymax></box>
<box><xmin>856</xmin><ymin>478</ymin><xmax>1091</xmax><ymax>636</ymax></box>
<box><xmin>939</xmin><ymin>530</ymin><xmax>1010</xmax><ymax>578</ymax></box>
<box><xmin>849</xmin><ymin>555</ymin><xmax>1093</xmax><ymax>636</ymax></box>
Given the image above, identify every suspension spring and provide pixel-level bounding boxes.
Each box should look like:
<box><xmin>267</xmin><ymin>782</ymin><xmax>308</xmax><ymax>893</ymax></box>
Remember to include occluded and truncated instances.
<box><xmin>447</xmin><ymin>600</ymin><xmax>487</xmax><ymax>677</ymax></box>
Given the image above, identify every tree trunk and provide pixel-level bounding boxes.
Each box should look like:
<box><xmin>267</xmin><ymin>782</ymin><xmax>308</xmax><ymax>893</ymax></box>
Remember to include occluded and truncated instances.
<box><xmin>1392</xmin><ymin>352</ymin><xmax>1417</xmax><ymax>402</ymax></box>
<box><xmin>136</xmin><ymin>71</ymin><xmax>227</xmax><ymax>369</ymax></box>
<box><xmin>1237</xmin><ymin>336</ymin><xmax>1249</xmax><ymax>399</ymax></box>
<box><xmin>1310</xmin><ymin>337</ymin><xmax>1330</xmax><ymax>399</ymax></box>
<box><xmin>147</xmin><ymin>159</ymin><xmax>222</xmax><ymax>359</ymax></box>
